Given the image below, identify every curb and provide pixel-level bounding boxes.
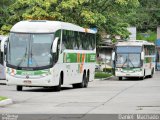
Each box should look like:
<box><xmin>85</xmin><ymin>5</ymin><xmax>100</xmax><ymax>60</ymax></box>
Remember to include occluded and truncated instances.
<box><xmin>95</xmin><ymin>75</ymin><xmax>114</xmax><ymax>81</ymax></box>
<box><xmin>0</xmin><ymin>99</ymin><xmax>13</xmax><ymax>107</ymax></box>
<box><xmin>103</xmin><ymin>75</ymin><xmax>114</xmax><ymax>80</ymax></box>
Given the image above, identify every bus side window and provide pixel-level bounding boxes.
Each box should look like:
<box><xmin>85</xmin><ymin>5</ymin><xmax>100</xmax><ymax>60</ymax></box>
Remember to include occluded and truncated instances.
<box><xmin>73</xmin><ymin>32</ymin><xmax>78</xmax><ymax>50</ymax></box>
<box><xmin>68</xmin><ymin>31</ymin><xmax>74</xmax><ymax>49</ymax></box>
<box><xmin>62</xmin><ymin>30</ymin><xmax>75</xmax><ymax>50</ymax></box>
<box><xmin>78</xmin><ymin>32</ymin><xmax>82</xmax><ymax>50</ymax></box>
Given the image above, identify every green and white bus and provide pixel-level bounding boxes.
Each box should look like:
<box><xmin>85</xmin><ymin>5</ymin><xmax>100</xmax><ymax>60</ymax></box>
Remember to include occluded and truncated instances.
<box><xmin>112</xmin><ymin>40</ymin><xmax>156</xmax><ymax>80</ymax></box>
<box><xmin>6</xmin><ymin>20</ymin><xmax>96</xmax><ymax>91</ymax></box>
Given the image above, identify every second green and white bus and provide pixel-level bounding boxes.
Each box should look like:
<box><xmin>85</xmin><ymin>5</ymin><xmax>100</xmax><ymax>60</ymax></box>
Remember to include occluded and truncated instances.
<box><xmin>6</xmin><ymin>20</ymin><xmax>96</xmax><ymax>91</ymax></box>
<box><xmin>112</xmin><ymin>40</ymin><xmax>156</xmax><ymax>80</ymax></box>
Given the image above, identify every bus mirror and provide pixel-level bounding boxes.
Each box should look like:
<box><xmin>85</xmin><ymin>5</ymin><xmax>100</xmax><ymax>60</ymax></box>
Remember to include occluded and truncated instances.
<box><xmin>52</xmin><ymin>37</ymin><xmax>59</xmax><ymax>53</ymax></box>
<box><xmin>4</xmin><ymin>46</ymin><xmax>7</xmax><ymax>54</ymax></box>
<box><xmin>112</xmin><ymin>52</ymin><xmax>115</xmax><ymax>61</ymax></box>
<box><xmin>1</xmin><ymin>37</ymin><xmax>8</xmax><ymax>53</ymax></box>
<box><xmin>141</xmin><ymin>52</ymin><xmax>144</xmax><ymax>60</ymax></box>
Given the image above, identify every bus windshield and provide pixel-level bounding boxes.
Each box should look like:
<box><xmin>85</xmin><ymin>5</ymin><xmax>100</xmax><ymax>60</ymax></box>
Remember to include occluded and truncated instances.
<box><xmin>116</xmin><ymin>53</ymin><xmax>141</xmax><ymax>68</ymax></box>
<box><xmin>7</xmin><ymin>33</ymin><xmax>54</xmax><ymax>69</ymax></box>
<box><xmin>115</xmin><ymin>46</ymin><xmax>141</xmax><ymax>68</ymax></box>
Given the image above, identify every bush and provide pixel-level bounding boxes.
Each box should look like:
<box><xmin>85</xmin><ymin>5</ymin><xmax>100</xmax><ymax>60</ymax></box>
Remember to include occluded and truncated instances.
<box><xmin>137</xmin><ymin>31</ymin><xmax>156</xmax><ymax>42</ymax></box>
<box><xmin>103</xmin><ymin>68</ymin><xmax>112</xmax><ymax>73</ymax></box>
<box><xmin>95</xmin><ymin>72</ymin><xmax>112</xmax><ymax>79</ymax></box>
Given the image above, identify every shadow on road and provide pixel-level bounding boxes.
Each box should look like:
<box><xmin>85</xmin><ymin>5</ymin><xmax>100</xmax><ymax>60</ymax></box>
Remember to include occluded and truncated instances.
<box><xmin>22</xmin><ymin>86</ymin><xmax>74</xmax><ymax>92</ymax></box>
<box><xmin>101</xmin><ymin>76</ymin><xmax>152</xmax><ymax>81</ymax></box>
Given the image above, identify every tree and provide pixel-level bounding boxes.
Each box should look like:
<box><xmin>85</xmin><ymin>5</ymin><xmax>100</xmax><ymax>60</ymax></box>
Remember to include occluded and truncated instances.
<box><xmin>0</xmin><ymin>0</ymin><xmax>139</xmax><ymax>41</ymax></box>
<box><xmin>124</xmin><ymin>0</ymin><xmax>160</xmax><ymax>31</ymax></box>
<box><xmin>0</xmin><ymin>0</ymin><xmax>15</xmax><ymax>30</ymax></box>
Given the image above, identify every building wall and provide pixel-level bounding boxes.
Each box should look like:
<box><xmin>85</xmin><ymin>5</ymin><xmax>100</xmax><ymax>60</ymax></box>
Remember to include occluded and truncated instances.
<box><xmin>157</xmin><ymin>26</ymin><xmax>160</xmax><ymax>39</ymax></box>
<box><xmin>97</xmin><ymin>47</ymin><xmax>113</xmax><ymax>69</ymax></box>
<box><xmin>127</xmin><ymin>27</ymin><xmax>136</xmax><ymax>40</ymax></box>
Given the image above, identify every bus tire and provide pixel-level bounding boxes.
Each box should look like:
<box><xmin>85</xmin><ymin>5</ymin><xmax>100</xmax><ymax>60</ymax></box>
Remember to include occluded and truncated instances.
<box><xmin>140</xmin><ymin>71</ymin><xmax>145</xmax><ymax>80</ymax></box>
<box><xmin>17</xmin><ymin>86</ymin><xmax>23</xmax><ymax>91</ymax></box>
<box><xmin>140</xmin><ymin>76</ymin><xmax>144</xmax><ymax>80</ymax></box>
<box><xmin>119</xmin><ymin>77</ymin><xmax>122</xmax><ymax>80</ymax></box>
<box><xmin>149</xmin><ymin>69</ymin><xmax>154</xmax><ymax>78</ymax></box>
<box><xmin>54</xmin><ymin>76</ymin><xmax>62</xmax><ymax>92</ymax></box>
<box><xmin>84</xmin><ymin>73</ymin><xmax>88</xmax><ymax>88</ymax></box>
<box><xmin>73</xmin><ymin>72</ymin><xmax>87</xmax><ymax>88</ymax></box>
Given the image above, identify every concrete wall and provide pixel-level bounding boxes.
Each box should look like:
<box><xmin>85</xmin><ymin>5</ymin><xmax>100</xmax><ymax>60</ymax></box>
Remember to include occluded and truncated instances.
<box><xmin>157</xmin><ymin>26</ymin><xmax>160</xmax><ymax>39</ymax></box>
<box><xmin>127</xmin><ymin>27</ymin><xmax>136</xmax><ymax>40</ymax></box>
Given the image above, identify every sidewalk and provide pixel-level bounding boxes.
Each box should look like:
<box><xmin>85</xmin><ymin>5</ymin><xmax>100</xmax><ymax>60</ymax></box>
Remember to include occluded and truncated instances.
<box><xmin>0</xmin><ymin>80</ymin><xmax>12</xmax><ymax>106</ymax></box>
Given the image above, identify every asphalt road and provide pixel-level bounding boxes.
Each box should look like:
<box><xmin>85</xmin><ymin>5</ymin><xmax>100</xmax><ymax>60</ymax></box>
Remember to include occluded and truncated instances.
<box><xmin>0</xmin><ymin>71</ymin><xmax>160</xmax><ymax>115</ymax></box>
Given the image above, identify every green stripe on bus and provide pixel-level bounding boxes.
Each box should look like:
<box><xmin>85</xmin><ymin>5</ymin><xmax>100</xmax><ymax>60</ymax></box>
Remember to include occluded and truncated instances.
<box><xmin>63</xmin><ymin>53</ymin><xmax>96</xmax><ymax>63</ymax></box>
<box><xmin>85</xmin><ymin>53</ymin><xmax>96</xmax><ymax>62</ymax></box>
<box><xmin>115</xmin><ymin>68</ymin><xmax>142</xmax><ymax>72</ymax></box>
<box><xmin>16</xmin><ymin>69</ymin><xmax>50</xmax><ymax>75</ymax></box>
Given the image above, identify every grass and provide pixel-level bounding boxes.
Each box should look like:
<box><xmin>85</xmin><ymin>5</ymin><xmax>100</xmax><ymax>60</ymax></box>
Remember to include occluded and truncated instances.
<box><xmin>95</xmin><ymin>72</ymin><xmax>112</xmax><ymax>79</ymax></box>
<box><xmin>0</xmin><ymin>96</ymin><xmax>8</xmax><ymax>101</ymax></box>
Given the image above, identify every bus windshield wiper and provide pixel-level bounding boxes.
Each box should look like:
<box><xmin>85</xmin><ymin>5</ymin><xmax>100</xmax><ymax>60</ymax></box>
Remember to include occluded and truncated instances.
<box><xmin>128</xmin><ymin>58</ymin><xmax>135</xmax><ymax>68</ymax></box>
<box><xmin>122</xmin><ymin>58</ymin><xmax>127</xmax><ymax>68</ymax></box>
<box><xmin>17</xmin><ymin>46</ymin><xmax>28</xmax><ymax>67</ymax></box>
<box><xmin>30</xmin><ymin>45</ymin><xmax>39</xmax><ymax>67</ymax></box>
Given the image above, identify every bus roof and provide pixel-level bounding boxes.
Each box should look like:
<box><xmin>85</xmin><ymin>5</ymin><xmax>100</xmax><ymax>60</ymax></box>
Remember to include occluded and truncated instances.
<box><xmin>10</xmin><ymin>20</ymin><xmax>97</xmax><ymax>34</ymax></box>
<box><xmin>116</xmin><ymin>40</ymin><xmax>155</xmax><ymax>46</ymax></box>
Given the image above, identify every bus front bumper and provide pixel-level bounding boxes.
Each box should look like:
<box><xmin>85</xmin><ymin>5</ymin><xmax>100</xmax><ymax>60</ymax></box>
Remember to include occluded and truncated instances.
<box><xmin>115</xmin><ymin>71</ymin><xmax>143</xmax><ymax>77</ymax></box>
<box><xmin>6</xmin><ymin>74</ymin><xmax>59</xmax><ymax>87</ymax></box>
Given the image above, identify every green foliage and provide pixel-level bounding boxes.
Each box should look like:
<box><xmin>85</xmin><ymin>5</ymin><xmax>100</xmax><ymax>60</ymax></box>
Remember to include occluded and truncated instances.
<box><xmin>0</xmin><ymin>0</ymin><xmax>15</xmax><ymax>7</ymax></box>
<box><xmin>126</xmin><ymin>0</ymin><xmax>160</xmax><ymax>31</ymax></box>
<box><xmin>137</xmin><ymin>31</ymin><xmax>156</xmax><ymax>42</ymax></box>
<box><xmin>0</xmin><ymin>96</ymin><xmax>7</xmax><ymax>101</ymax></box>
<box><xmin>95</xmin><ymin>72</ymin><xmax>112</xmax><ymax>79</ymax></box>
<box><xmin>103</xmin><ymin>68</ymin><xmax>112</xmax><ymax>73</ymax></box>
<box><xmin>0</xmin><ymin>0</ymin><xmax>139</xmax><ymax>39</ymax></box>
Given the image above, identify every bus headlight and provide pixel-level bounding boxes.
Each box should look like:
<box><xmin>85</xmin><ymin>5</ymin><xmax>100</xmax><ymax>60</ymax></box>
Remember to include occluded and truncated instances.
<box><xmin>8</xmin><ymin>68</ymin><xmax>16</xmax><ymax>76</ymax></box>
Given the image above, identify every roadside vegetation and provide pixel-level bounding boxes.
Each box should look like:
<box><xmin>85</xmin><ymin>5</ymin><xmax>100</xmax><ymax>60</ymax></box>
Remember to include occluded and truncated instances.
<box><xmin>0</xmin><ymin>96</ymin><xmax>7</xmax><ymax>101</ymax></box>
<box><xmin>95</xmin><ymin>72</ymin><xmax>112</xmax><ymax>79</ymax></box>
<box><xmin>1</xmin><ymin>1</ymin><xmax>160</xmax><ymax>43</ymax></box>
<box><xmin>137</xmin><ymin>31</ymin><xmax>156</xmax><ymax>42</ymax></box>
<box><xmin>0</xmin><ymin>0</ymin><xmax>138</xmax><ymax>41</ymax></box>
<box><xmin>95</xmin><ymin>67</ymin><xmax>113</xmax><ymax>79</ymax></box>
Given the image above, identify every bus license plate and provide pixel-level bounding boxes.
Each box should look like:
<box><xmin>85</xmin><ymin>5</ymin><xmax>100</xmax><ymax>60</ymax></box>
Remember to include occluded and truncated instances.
<box><xmin>23</xmin><ymin>80</ymin><xmax>32</xmax><ymax>84</ymax></box>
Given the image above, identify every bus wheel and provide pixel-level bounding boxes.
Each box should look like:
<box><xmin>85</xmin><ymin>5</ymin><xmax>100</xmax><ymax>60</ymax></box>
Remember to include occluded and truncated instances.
<box><xmin>140</xmin><ymin>77</ymin><xmax>144</xmax><ymax>80</ymax></box>
<box><xmin>140</xmin><ymin>71</ymin><xmax>145</xmax><ymax>80</ymax></box>
<box><xmin>54</xmin><ymin>76</ymin><xmax>62</xmax><ymax>92</ymax></box>
<box><xmin>73</xmin><ymin>73</ymin><xmax>87</xmax><ymax>88</ymax></box>
<box><xmin>149</xmin><ymin>69</ymin><xmax>154</xmax><ymax>78</ymax></box>
<box><xmin>84</xmin><ymin>73</ymin><xmax>88</xmax><ymax>88</ymax></box>
<box><xmin>17</xmin><ymin>86</ymin><xmax>23</xmax><ymax>91</ymax></box>
<box><xmin>119</xmin><ymin>77</ymin><xmax>122</xmax><ymax>80</ymax></box>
